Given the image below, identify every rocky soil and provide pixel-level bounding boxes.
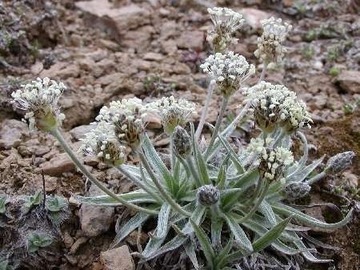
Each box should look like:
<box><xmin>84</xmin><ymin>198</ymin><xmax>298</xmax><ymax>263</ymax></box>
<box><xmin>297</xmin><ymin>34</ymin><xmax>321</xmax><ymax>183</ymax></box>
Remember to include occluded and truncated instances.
<box><xmin>0</xmin><ymin>0</ymin><xmax>360</xmax><ymax>269</ymax></box>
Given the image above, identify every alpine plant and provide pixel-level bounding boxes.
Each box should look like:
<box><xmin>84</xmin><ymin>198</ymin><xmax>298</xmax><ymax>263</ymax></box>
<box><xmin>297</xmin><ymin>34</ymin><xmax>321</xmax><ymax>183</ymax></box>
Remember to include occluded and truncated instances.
<box><xmin>11</xmin><ymin>7</ymin><xmax>355</xmax><ymax>270</ymax></box>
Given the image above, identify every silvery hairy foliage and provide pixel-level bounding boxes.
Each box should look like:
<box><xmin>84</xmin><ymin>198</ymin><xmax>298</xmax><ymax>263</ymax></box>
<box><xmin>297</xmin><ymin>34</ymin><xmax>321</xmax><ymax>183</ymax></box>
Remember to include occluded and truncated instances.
<box><xmin>11</xmin><ymin>7</ymin><xmax>355</xmax><ymax>270</ymax></box>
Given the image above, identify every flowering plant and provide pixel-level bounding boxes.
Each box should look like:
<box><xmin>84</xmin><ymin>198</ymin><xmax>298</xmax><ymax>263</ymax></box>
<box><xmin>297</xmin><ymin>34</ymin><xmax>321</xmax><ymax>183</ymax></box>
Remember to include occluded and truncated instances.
<box><xmin>11</xmin><ymin>7</ymin><xmax>355</xmax><ymax>269</ymax></box>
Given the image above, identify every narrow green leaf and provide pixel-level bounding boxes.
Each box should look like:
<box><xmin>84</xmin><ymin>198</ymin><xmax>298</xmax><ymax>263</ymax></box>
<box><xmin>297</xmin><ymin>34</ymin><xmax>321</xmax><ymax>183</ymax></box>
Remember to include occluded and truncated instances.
<box><xmin>112</xmin><ymin>212</ymin><xmax>150</xmax><ymax>248</ymax></box>
<box><xmin>143</xmin><ymin>235</ymin><xmax>187</xmax><ymax>261</ymax></box>
<box><xmin>73</xmin><ymin>190</ymin><xmax>158</xmax><ymax>206</ymax></box>
<box><xmin>0</xmin><ymin>195</ymin><xmax>7</xmax><ymax>214</ymax></box>
<box><xmin>223</xmin><ymin>213</ymin><xmax>253</xmax><ymax>254</ymax></box>
<box><xmin>273</xmin><ymin>203</ymin><xmax>353</xmax><ymax>230</ymax></box>
<box><xmin>184</xmin><ymin>239</ymin><xmax>200</xmax><ymax>270</ymax></box>
<box><xmin>287</xmin><ymin>156</ymin><xmax>324</xmax><ymax>183</ymax></box>
<box><xmin>142</xmin><ymin>134</ymin><xmax>175</xmax><ymax>192</ymax></box>
<box><xmin>294</xmin><ymin>238</ymin><xmax>332</xmax><ymax>263</ymax></box>
<box><xmin>252</xmin><ymin>216</ymin><xmax>292</xmax><ymax>252</ymax></box>
<box><xmin>271</xmin><ymin>239</ymin><xmax>306</xmax><ymax>255</ymax></box>
<box><xmin>218</xmin><ymin>136</ymin><xmax>244</xmax><ymax>174</ymax></box>
<box><xmin>231</xmin><ymin>169</ymin><xmax>259</xmax><ymax>189</ymax></box>
<box><xmin>214</xmin><ymin>237</ymin><xmax>234</xmax><ymax>268</ymax></box>
<box><xmin>258</xmin><ymin>201</ymin><xmax>277</xmax><ymax>226</ymax></box>
<box><xmin>142</xmin><ymin>235</ymin><xmax>166</xmax><ymax>258</ymax></box>
<box><xmin>190</xmin><ymin>219</ymin><xmax>215</xmax><ymax>268</ymax></box>
<box><xmin>192</xmin><ymin>130</ymin><xmax>211</xmax><ymax>185</ymax></box>
<box><xmin>211</xmin><ymin>216</ymin><xmax>223</xmax><ymax>249</ymax></box>
<box><xmin>183</xmin><ymin>206</ymin><xmax>206</xmax><ymax>235</ymax></box>
<box><xmin>155</xmin><ymin>203</ymin><xmax>171</xmax><ymax>239</ymax></box>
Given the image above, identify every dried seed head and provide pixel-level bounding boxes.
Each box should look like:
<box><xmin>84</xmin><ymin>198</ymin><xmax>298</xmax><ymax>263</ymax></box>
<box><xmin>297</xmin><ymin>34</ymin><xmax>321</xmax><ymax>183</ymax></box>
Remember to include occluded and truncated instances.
<box><xmin>81</xmin><ymin>122</ymin><xmax>126</xmax><ymax>166</ymax></box>
<box><xmin>200</xmin><ymin>52</ymin><xmax>255</xmax><ymax>97</ymax></box>
<box><xmin>325</xmin><ymin>151</ymin><xmax>356</xmax><ymax>174</ymax></box>
<box><xmin>197</xmin><ymin>185</ymin><xmax>220</xmax><ymax>206</ymax></box>
<box><xmin>147</xmin><ymin>96</ymin><xmax>196</xmax><ymax>134</ymax></box>
<box><xmin>172</xmin><ymin>126</ymin><xmax>192</xmax><ymax>158</ymax></box>
<box><xmin>206</xmin><ymin>7</ymin><xmax>245</xmax><ymax>52</ymax></box>
<box><xmin>284</xmin><ymin>182</ymin><xmax>311</xmax><ymax>200</ymax></box>
<box><xmin>11</xmin><ymin>77</ymin><xmax>66</xmax><ymax>131</ymax></box>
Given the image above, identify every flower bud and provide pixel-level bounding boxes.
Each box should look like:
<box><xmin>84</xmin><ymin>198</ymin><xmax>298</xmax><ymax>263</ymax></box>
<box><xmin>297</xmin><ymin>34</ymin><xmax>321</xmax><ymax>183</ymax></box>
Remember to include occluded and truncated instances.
<box><xmin>284</xmin><ymin>182</ymin><xmax>311</xmax><ymax>200</ymax></box>
<box><xmin>325</xmin><ymin>151</ymin><xmax>355</xmax><ymax>174</ymax></box>
<box><xmin>172</xmin><ymin>126</ymin><xmax>191</xmax><ymax>158</ymax></box>
<box><xmin>197</xmin><ymin>185</ymin><xmax>220</xmax><ymax>206</ymax></box>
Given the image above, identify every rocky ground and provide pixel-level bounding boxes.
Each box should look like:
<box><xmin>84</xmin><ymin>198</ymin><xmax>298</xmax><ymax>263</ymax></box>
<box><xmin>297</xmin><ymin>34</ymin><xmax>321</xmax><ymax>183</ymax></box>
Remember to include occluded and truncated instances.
<box><xmin>0</xmin><ymin>0</ymin><xmax>360</xmax><ymax>269</ymax></box>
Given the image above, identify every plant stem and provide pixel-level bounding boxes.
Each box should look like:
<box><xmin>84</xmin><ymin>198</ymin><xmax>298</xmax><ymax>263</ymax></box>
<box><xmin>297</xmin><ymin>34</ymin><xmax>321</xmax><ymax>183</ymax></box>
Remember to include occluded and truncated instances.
<box><xmin>139</xmin><ymin>151</ymin><xmax>191</xmax><ymax>217</ymax></box>
<box><xmin>307</xmin><ymin>171</ymin><xmax>327</xmax><ymax>185</ymax></box>
<box><xmin>221</xmin><ymin>101</ymin><xmax>251</xmax><ymax>138</ymax></box>
<box><xmin>50</xmin><ymin>128</ymin><xmax>157</xmax><ymax>215</ymax></box>
<box><xmin>195</xmin><ymin>80</ymin><xmax>215</xmax><ymax>141</ymax></box>
<box><xmin>205</xmin><ymin>97</ymin><xmax>228</xmax><ymax>156</ymax></box>
<box><xmin>258</xmin><ymin>63</ymin><xmax>268</xmax><ymax>83</ymax></box>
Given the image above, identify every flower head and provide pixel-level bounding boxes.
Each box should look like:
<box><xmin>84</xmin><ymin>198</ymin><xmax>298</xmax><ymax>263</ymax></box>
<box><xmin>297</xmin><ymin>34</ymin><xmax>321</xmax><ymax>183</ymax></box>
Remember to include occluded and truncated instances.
<box><xmin>96</xmin><ymin>98</ymin><xmax>146</xmax><ymax>149</ymax></box>
<box><xmin>172</xmin><ymin>126</ymin><xmax>192</xmax><ymax>158</ymax></box>
<box><xmin>254</xmin><ymin>17</ymin><xmax>292</xmax><ymax>64</ymax></box>
<box><xmin>147</xmin><ymin>96</ymin><xmax>196</xmax><ymax>134</ymax></box>
<box><xmin>81</xmin><ymin>122</ymin><xmax>126</xmax><ymax>166</ymax></box>
<box><xmin>259</xmin><ymin>147</ymin><xmax>294</xmax><ymax>181</ymax></box>
<box><xmin>200</xmin><ymin>52</ymin><xmax>255</xmax><ymax>97</ymax></box>
<box><xmin>284</xmin><ymin>182</ymin><xmax>311</xmax><ymax>200</ymax></box>
<box><xmin>246</xmin><ymin>81</ymin><xmax>311</xmax><ymax>133</ymax></box>
<box><xmin>197</xmin><ymin>185</ymin><xmax>220</xmax><ymax>206</ymax></box>
<box><xmin>11</xmin><ymin>77</ymin><xmax>66</xmax><ymax>131</ymax></box>
<box><xmin>207</xmin><ymin>7</ymin><xmax>245</xmax><ymax>52</ymax></box>
<box><xmin>325</xmin><ymin>151</ymin><xmax>355</xmax><ymax>174</ymax></box>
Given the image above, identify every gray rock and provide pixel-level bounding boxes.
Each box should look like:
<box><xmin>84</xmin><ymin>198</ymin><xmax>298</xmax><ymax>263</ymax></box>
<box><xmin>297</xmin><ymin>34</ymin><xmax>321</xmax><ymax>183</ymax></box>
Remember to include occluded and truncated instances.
<box><xmin>100</xmin><ymin>245</ymin><xmax>135</xmax><ymax>270</ymax></box>
<box><xmin>75</xmin><ymin>0</ymin><xmax>150</xmax><ymax>42</ymax></box>
<box><xmin>336</xmin><ymin>70</ymin><xmax>360</xmax><ymax>94</ymax></box>
<box><xmin>0</xmin><ymin>119</ymin><xmax>29</xmax><ymax>150</ymax></box>
<box><xmin>177</xmin><ymin>30</ymin><xmax>205</xmax><ymax>51</ymax></box>
<box><xmin>70</xmin><ymin>125</ymin><xmax>93</xmax><ymax>141</ymax></box>
<box><xmin>79</xmin><ymin>185</ymin><xmax>115</xmax><ymax>237</ymax></box>
<box><xmin>39</xmin><ymin>153</ymin><xmax>76</xmax><ymax>176</ymax></box>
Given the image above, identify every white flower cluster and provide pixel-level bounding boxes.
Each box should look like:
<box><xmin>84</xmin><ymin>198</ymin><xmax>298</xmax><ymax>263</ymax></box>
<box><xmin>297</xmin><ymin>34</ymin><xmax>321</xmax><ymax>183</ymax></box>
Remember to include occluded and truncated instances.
<box><xmin>254</xmin><ymin>17</ymin><xmax>292</xmax><ymax>64</ymax></box>
<box><xmin>200</xmin><ymin>51</ymin><xmax>255</xmax><ymax>97</ymax></box>
<box><xmin>11</xmin><ymin>77</ymin><xmax>66</xmax><ymax>130</ymax></box>
<box><xmin>81</xmin><ymin>122</ymin><xmax>126</xmax><ymax>166</ymax></box>
<box><xmin>147</xmin><ymin>96</ymin><xmax>196</xmax><ymax>134</ymax></box>
<box><xmin>206</xmin><ymin>7</ymin><xmax>245</xmax><ymax>52</ymax></box>
<box><xmin>96</xmin><ymin>98</ymin><xmax>146</xmax><ymax>148</ymax></box>
<box><xmin>246</xmin><ymin>81</ymin><xmax>311</xmax><ymax>132</ymax></box>
<box><xmin>260</xmin><ymin>147</ymin><xmax>294</xmax><ymax>181</ymax></box>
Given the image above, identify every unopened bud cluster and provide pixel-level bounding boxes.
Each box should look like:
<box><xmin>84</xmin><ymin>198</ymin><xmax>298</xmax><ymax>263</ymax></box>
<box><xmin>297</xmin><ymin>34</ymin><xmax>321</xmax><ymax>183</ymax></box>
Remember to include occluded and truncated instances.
<box><xmin>254</xmin><ymin>17</ymin><xmax>292</xmax><ymax>64</ymax></box>
<box><xmin>197</xmin><ymin>185</ymin><xmax>220</xmax><ymax>206</ymax></box>
<box><xmin>11</xmin><ymin>77</ymin><xmax>66</xmax><ymax>131</ymax></box>
<box><xmin>200</xmin><ymin>51</ymin><xmax>255</xmax><ymax>97</ymax></box>
<box><xmin>172</xmin><ymin>126</ymin><xmax>192</xmax><ymax>158</ymax></box>
<box><xmin>246</xmin><ymin>81</ymin><xmax>312</xmax><ymax>133</ymax></box>
<box><xmin>206</xmin><ymin>7</ymin><xmax>245</xmax><ymax>52</ymax></box>
<box><xmin>325</xmin><ymin>151</ymin><xmax>355</xmax><ymax>174</ymax></box>
<box><xmin>284</xmin><ymin>182</ymin><xmax>311</xmax><ymax>200</ymax></box>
